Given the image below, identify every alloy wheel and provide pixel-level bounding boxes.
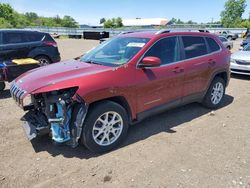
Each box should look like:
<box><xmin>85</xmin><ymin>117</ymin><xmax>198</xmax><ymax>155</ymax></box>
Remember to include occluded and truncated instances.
<box><xmin>92</xmin><ymin>111</ymin><xmax>123</xmax><ymax>146</ymax></box>
<box><xmin>211</xmin><ymin>82</ymin><xmax>224</xmax><ymax>105</ymax></box>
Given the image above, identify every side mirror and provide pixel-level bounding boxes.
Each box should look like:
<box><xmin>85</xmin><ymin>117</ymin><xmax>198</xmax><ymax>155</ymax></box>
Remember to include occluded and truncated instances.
<box><xmin>139</xmin><ymin>56</ymin><xmax>161</xmax><ymax>68</ymax></box>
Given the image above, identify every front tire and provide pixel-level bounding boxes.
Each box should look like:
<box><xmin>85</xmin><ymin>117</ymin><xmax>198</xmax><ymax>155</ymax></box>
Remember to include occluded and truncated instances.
<box><xmin>0</xmin><ymin>82</ymin><xmax>6</xmax><ymax>91</ymax></box>
<box><xmin>81</xmin><ymin>101</ymin><xmax>129</xmax><ymax>153</ymax></box>
<box><xmin>202</xmin><ymin>77</ymin><xmax>226</xmax><ymax>109</ymax></box>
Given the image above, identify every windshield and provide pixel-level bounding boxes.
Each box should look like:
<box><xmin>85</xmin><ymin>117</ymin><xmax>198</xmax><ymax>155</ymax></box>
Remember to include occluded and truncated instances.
<box><xmin>80</xmin><ymin>37</ymin><xmax>150</xmax><ymax>67</ymax></box>
<box><xmin>243</xmin><ymin>44</ymin><xmax>250</xmax><ymax>51</ymax></box>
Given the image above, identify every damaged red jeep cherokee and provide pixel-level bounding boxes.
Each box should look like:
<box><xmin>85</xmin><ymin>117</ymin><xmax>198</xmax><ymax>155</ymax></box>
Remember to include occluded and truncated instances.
<box><xmin>10</xmin><ymin>30</ymin><xmax>230</xmax><ymax>153</ymax></box>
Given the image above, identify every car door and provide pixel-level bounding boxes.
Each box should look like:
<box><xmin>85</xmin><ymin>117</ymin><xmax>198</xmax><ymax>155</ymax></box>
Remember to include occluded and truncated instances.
<box><xmin>1</xmin><ymin>32</ymin><xmax>30</xmax><ymax>60</ymax></box>
<box><xmin>180</xmin><ymin>36</ymin><xmax>215</xmax><ymax>101</ymax></box>
<box><xmin>135</xmin><ymin>36</ymin><xmax>185</xmax><ymax>114</ymax></box>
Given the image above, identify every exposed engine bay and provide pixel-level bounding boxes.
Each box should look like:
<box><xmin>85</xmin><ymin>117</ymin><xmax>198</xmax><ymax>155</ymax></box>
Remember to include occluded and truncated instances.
<box><xmin>19</xmin><ymin>87</ymin><xmax>88</xmax><ymax>147</ymax></box>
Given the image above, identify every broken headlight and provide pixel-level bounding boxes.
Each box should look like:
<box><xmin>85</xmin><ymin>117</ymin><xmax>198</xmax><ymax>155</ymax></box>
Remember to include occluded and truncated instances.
<box><xmin>22</xmin><ymin>94</ymin><xmax>32</xmax><ymax>107</ymax></box>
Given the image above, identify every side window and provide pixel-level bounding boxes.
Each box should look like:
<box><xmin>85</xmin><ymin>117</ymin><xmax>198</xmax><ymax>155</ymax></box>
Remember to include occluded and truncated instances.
<box><xmin>206</xmin><ymin>37</ymin><xmax>221</xmax><ymax>53</ymax></box>
<box><xmin>144</xmin><ymin>37</ymin><xmax>179</xmax><ymax>65</ymax></box>
<box><xmin>24</xmin><ymin>33</ymin><xmax>44</xmax><ymax>42</ymax></box>
<box><xmin>2</xmin><ymin>32</ymin><xmax>23</xmax><ymax>44</ymax></box>
<box><xmin>219</xmin><ymin>37</ymin><xmax>227</xmax><ymax>42</ymax></box>
<box><xmin>182</xmin><ymin>36</ymin><xmax>207</xmax><ymax>59</ymax></box>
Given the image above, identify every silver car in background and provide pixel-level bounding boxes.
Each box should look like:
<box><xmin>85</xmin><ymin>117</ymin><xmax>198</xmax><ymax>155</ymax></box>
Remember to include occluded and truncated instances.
<box><xmin>230</xmin><ymin>44</ymin><xmax>250</xmax><ymax>75</ymax></box>
<box><xmin>219</xmin><ymin>36</ymin><xmax>233</xmax><ymax>50</ymax></box>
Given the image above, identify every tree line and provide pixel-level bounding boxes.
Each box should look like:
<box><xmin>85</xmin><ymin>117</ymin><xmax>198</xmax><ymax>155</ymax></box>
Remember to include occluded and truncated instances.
<box><xmin>0</xmin><ymin>3</ymin><xmax>78</xmax><ymax>28</ymax></box>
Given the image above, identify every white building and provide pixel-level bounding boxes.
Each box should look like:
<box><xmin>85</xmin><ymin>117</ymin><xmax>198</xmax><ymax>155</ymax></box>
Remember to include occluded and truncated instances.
<box><xmin>122</xmin><ymin>18</ymin><xmax>169</xmax><ymax>27</ymax></box>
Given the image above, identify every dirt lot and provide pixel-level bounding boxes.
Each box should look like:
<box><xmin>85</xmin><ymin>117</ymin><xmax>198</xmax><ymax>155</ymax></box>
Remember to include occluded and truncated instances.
<box><xmin>0</xmin><ymin>39</ymin><xmax>250</xmax><ymax>188</ymax></box>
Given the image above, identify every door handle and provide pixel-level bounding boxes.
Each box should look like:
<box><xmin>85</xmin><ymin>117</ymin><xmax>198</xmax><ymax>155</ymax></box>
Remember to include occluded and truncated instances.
<box><xmin>208</xmin><ymin>59</ymin><xmax>216</xmax><ymax>66</ymax></box>
<box><xmin>173</xmin><ymin>67</ymin><xmax>184</xmax><ymax>73</ymax></box>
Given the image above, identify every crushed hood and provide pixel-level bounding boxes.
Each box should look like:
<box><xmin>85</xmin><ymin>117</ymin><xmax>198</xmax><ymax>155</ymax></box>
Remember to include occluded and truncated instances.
<box><xmin>15</xmin><ymin>60</ymin><xmax>111</xmax><ymax>94</ymax></box>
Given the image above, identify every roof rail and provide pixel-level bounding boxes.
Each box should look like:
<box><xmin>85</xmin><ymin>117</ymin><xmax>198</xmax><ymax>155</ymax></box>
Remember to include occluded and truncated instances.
<box><xmin>155</xmin><ymin>28</ymin><xmax>210</xmax><ymax>35</ymax></box>
<box><xmin>155</xmin><ymin>29</ymin><xmax>171</xmax><ymax>35</ymax></box>
<box><xmin>118</xmin><ymin>31</ymin><xmax>137</xmax><ymax>35</ymax></box>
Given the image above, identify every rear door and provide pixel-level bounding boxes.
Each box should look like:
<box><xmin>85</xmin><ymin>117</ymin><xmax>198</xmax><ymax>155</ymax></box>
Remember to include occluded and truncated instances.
<box><xmin>136</xmin><ymin>36</ymin><xmax>185</xmax><ymax>113</ymax></box>
<box><xmin>179</xmin><ymin>36</ymin><xmax>217</xmax><ymax>100</ymax></box>
<box><xmin>1</xmin><ymin>32</ymin><xmax>30</xmax><ymax>60</ymax></box>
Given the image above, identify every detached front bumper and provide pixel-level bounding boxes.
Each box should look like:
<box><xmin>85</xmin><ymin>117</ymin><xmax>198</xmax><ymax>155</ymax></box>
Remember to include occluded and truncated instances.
<box><xmin>21</xmin><ymin>111</ymin><xmax>50</xmax><ymax>140</ymax></box>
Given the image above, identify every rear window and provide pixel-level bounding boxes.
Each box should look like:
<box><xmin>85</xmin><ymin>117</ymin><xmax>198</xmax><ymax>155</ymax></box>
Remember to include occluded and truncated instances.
<box><xmin>44</xmin><ymin>34</ymin><xmax>55</xmax><ymax>42</ymax></box>
<box><xmin>206</xmin><ymin>37</ymin><xmax>221</xmax><ymax>52</ymax></box>
<box><xmin>182</xmin><ymin>36</ymin><xmax>208</xmax><ymax>59</ymax></box>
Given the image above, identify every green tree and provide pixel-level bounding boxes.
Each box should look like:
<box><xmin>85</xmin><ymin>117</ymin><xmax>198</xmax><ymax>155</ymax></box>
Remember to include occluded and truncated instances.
<box><xmin>100</xmin><ymin>18</ymin><xmax>106</xmax><ymax>24</ymax></box>
<box><xmin>221</xmin><ymin>0</ymin><xmax>247</xmax><ymax>27</ymax></box>
<box><xmin>0</xmin><ymin>17</ymin><xmax>12</xmax><ymax>28</ymax></box>
<box><xmin>187</xmin><ymin>20</ymin><xmax>197</xmax><ymax>24</ymax></box>
<box><xmin>116</xmin><ymin>17</ymin><xmax>123</xmax><ymax>27</ymax></box>
<box><xmin>170</xmin><ymin>18</ymin><xmax>177</xmax><ymax>24</ymax></box>
<box><xmin>0</xmin><ymin>3</ymin><xmax>15</xmax><ymax>27</ymax></box>
<box><xmin>25</xmin><ymin>12</ymin><xmax>38</xmax><ymax>21</ymax></box>
<box><xmin>0</xmin><ymin>3</ymin><xmax>79</xmax><ymax>28</ymax></box>
<box><xmin>104</xmin><ymin>17</ymin><xmax>123</xmax><ymax>28</ymax></box>
<box><xmin>176</xmin><ymin>19</ymin><xmax>184</xmax><ymax>24</ymax></box>
<box><xmin>104</xmin><ymin>19</ymin><xmax>114</xmax><ymax>28</ymax></box>
<box><xmin>62</xmin><ymin>15</ymin><xmax>78</xmax><ymax>27</ymax></box>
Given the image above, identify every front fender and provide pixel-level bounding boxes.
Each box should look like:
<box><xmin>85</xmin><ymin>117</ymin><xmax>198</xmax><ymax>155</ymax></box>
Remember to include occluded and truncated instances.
<box><xmin>79</xmin><ymin>88</ymin><xmax>137</xmax><ymax>120</ymax></box>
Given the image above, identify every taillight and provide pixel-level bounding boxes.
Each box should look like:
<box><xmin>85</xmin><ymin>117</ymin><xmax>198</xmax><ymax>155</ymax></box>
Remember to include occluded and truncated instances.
<box><xmin>44</xmin><ymin>41</ymin><xmax>57</xmax><ymax>47</ymax></box>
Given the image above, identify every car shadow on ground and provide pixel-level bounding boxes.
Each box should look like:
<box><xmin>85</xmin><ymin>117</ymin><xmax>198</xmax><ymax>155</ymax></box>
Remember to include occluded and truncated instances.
<box><xmin>231</xmin><ymin>74</ymin><xmax>250</xmax><ymax>80</ymax></box>
<box><xmin>0</xmin><ymin>90</ymin><xmax>11</xmax><ymax>99</ymax></box>
<box><xmin>30</xmin><ymin>94</ymin><xmax>234</xmax><ymax>159</ymax></box>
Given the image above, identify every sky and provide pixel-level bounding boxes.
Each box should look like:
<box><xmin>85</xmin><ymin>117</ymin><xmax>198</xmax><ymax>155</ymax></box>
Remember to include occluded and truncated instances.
<box><xmin>1</xmin><ymin>0</ymin><xmax>250</xmax><ymax>25</ymax></box>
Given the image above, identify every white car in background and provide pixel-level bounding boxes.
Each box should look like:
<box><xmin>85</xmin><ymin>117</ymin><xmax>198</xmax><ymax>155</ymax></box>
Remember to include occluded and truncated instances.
<box><xmin>219</xmin><ymin>36</ymin><xmax>233</xmax><ymax>50</ymax></box>
<box><xmin>230</xmin><ymin>44</ymin><xmax>250</xmax><ymax>75</ymax></box>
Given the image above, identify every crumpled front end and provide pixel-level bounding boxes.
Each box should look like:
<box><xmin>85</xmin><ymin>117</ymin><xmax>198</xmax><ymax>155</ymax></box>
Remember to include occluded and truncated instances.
<box><xmin>10</xmin><ymin>82</ymin><xmax>88</xmax><ymax>147</ymax></box>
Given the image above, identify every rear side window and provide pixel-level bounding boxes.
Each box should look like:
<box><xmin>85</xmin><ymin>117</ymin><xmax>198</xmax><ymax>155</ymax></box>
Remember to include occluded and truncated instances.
<box><xmin>23</xmin><ymin>32</ymin><xmax>44</xmax><ymax>42</ymax></box>
<box><xmin>206</xmin><ymin>37</ymin><xmax>221</xmax><ymax>52</ymax></box>
<box><xmin>144</xmin><ymin>37</ymin><xmax>180</xmax><ymax>65</ymax></box>
<box><xmin>3</xmin><ymin>32</ymin><xmax>23</xmax><ymax>44</ymax></box>
<box><xmin>182</xmin><ymin>36</ymin><xmax>207</xmax><ymax>59</ymax></box>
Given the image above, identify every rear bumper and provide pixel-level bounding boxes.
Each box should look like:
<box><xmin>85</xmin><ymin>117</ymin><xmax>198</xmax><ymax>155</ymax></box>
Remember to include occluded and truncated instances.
<box><xmin>230</xmin><ymin>63</ymin><xmax>250</xmax><ymax>75</ymax></box>
<box><xmin>51</xmin><ymin>55</ymin><xmax>61</xmax><ymax>63</ymax></box>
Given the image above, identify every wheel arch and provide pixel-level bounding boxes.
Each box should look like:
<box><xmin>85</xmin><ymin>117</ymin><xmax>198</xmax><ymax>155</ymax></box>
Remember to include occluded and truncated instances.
<box><xmin>87</xmin><ymin>96</ymin><xmax>134</xmax><ymax>124</ymax></box>
<box><xmin>204</xmin><ymin>70</ymin><xmax>229</xmax><ymax>97</ymax></box>
<box><xmin>214</xmin><ymin>71</ymin><xmax>229</xmax><ymax>86</ymax></box>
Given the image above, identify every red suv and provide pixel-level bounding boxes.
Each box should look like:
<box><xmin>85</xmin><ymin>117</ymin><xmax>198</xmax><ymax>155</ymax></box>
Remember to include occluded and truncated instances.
<box><xmin>10</xmin><ymin>30</ymin><xmax>230</xmax><ymax>153</ymax></box>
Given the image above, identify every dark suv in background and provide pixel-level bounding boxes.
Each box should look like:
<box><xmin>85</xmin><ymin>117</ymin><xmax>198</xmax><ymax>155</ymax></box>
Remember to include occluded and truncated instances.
<box><xmin>0</xmin><ymin>30</ymin><xmax>61</xmax><ymax>64</ymax></box>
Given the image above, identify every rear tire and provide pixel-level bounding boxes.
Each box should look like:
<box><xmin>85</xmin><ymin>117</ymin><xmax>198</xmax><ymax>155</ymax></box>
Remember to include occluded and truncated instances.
<box><xmin>81</xmin><ymin>101</ymin><xmax>129</xmax><ymax>153</ymax></box>
<box><xmin>202</xmin><ymin>77</ymin><xmax>226</xmax><ymax>109</ymax></box>
<box><xmin>0</xmin><ymin>82</ymin><xmax>6</xmax><ymax>91</ymax></box>
<box><xmin>35</xmin><ymin>55</ymin><xmax>51</xmax><ymax>66</ymax></box>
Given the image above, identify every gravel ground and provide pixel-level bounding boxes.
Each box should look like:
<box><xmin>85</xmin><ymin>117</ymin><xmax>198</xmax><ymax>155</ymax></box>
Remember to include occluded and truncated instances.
<box><xmin>0</xmin><ymin>38</ymin><xmax>250</xmax><ymax>188</ymax></box>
